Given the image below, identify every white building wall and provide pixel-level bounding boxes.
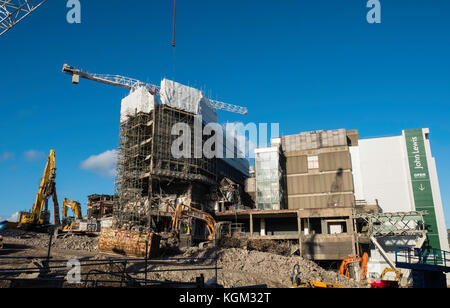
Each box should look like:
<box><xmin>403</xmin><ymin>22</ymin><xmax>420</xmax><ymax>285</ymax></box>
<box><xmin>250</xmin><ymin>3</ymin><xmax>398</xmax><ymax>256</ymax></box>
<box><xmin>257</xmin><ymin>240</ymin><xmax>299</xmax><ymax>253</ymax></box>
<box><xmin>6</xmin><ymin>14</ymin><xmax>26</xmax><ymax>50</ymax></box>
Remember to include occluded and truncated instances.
<box><xmin>350</xmin><ymin>136</ymin><xmax>414</xmax><ymax>212</ymax></box>
<box><xmin>351</xmin><ymin>129</ymin><xmax>449</xmax><ymax>285</ymax></box>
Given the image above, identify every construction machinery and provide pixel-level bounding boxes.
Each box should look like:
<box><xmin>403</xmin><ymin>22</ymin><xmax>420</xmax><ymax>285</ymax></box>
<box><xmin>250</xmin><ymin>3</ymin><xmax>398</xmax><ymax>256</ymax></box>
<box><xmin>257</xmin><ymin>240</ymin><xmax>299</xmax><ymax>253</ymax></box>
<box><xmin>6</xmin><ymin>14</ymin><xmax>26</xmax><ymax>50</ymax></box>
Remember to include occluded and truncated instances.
<box><xmin>368</xmin><ymin>268</ymin><xmax>402</xmax><ymax>288</ymax></box>
<box><xmin>61</xmin><ymin>198</ymin><xmax>100</xmax><ymax>234</ymax></box>
<box><xmin>291</xmin><ymin>264</ymin><xmax>343</xmax><ymax>288</ymax></box>
<box><xmin>62</xmin><ymin>64</ymin><xmax>248</xmax><ymax>115</ymax></box>
<box><xmin>62</xmin><ymin>218</ymin><xmax>100</xmax><ymax>234</ymax></box>
<box><xmin>18</xmin><ymin>150</ymin><xmax>60</xmax><ymax>231</ymax></box>
<box><xmin>171</xmin><ymin>199</ymin><xmax>231</xmax><ymax>246</ymax></box>
<box><xmin>61</xmin><ymin>198</ymin><xmax>83</xmax><ymax>231</ymax></box>
<box><xmin>339</xmin><ymin>253</ymin><xmax>369</xmax><ymax>280</ymax></box>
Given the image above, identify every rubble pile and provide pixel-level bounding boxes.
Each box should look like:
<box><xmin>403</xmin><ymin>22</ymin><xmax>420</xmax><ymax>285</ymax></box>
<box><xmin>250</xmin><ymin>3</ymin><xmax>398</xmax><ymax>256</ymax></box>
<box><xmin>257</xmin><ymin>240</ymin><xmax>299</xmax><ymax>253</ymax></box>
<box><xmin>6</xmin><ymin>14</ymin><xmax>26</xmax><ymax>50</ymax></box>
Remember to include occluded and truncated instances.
<box><xmin>1</xmin><ymin>230</ymin><xmax>368</xmax><ymax>288</ymax></box>
<box><xmin>0</xmin><ymin>230</ymin><xmax>99</xmax><ymax>253</ymax></box>
<box><xmin>222</xmin><ymin>236</ymin><xmax>294</xmax><ymax>256</ymax></box>
<box><xmin>135</xmin><ymin>246</ymin><xmax>368</xmax><ymax>288</ymax></box>
<box><xmin>189</xmin><ymin>247</ymin><xmax>367</xmax><ymax>288</ymax></box>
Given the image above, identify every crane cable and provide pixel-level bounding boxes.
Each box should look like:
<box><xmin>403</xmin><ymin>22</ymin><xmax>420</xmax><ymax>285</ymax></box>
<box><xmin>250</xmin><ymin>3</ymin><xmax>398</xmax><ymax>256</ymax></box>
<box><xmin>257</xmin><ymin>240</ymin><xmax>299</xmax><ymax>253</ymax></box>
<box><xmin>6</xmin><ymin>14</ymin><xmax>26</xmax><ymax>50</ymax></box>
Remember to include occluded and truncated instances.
<box><xmin>172</xmin><ymin>0</ymin><xmax>177</xmax><ymax>48</ymax></box>
<box><xmin>171</xmin><ymin>0</ymin><xmax>177</xmax><ymax>80</ymax></box>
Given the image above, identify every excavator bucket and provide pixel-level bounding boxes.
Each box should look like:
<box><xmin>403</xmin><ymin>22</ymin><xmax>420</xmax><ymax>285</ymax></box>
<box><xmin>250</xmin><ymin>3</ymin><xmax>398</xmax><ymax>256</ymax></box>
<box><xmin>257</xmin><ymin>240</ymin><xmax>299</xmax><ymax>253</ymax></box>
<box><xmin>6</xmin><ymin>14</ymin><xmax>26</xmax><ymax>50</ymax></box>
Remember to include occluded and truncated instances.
<box><xmin>98</xmin><ymin>228</ymin><xmax>161</xmax><ymax>258</ymax></box>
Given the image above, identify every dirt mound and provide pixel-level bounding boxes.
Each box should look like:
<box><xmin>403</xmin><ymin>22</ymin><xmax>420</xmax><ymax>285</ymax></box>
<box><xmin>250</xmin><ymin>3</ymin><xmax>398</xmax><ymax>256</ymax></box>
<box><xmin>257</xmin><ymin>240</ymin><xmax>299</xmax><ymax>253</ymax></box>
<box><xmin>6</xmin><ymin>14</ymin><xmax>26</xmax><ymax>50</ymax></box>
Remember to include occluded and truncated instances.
<box><xmin>0</xmin><ymin>229</ymin><xmax>98</xmax><ymax>252</ymax></box>
<box><xmin>174</xmin><ymin>246</ymin><xmax>368</xmax><ymax>288</ymax></box>
<box><xmin>0</xmin><ymin>230</ymin><xmax>369</xmax><ymax>288</ymax></box>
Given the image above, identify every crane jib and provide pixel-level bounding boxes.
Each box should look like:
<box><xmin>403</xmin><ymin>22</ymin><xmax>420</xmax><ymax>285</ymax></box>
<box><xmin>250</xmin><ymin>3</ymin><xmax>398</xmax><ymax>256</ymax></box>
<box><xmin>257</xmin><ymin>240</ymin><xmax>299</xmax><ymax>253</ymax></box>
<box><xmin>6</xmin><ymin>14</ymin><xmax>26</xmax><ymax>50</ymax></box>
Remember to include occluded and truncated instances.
<box><xmin>62</xmin><ymin>64</ymin><xmax>248</xmax><ymax>115</ymax></box>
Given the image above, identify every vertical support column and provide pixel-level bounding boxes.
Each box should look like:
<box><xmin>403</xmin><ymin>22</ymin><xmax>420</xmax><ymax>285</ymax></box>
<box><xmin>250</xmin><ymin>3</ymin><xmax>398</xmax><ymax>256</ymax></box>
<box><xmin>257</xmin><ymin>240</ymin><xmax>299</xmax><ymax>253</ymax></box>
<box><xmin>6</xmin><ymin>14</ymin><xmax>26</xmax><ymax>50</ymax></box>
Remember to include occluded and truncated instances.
<box><xmin>297</xmin><ymin>211</ymin><xmax>303</xmax><ymax>257</ymax></box>
<box><xmin>249</xmin><ymin>213</ymin><xmax>254</xmax><ymax>239</ymax></box>
<box><xmin>321</xmin><ymin>219</ymin><xmax>328</xmax><ymax>235</ymax></box>
<box><xmin>352</xmin><ymin>212</ymin><xmax>359</xmax><ymax>256</ymax></box>
<box><xmin>260</xmin><ymin>218</ymin><xmax>266</xmax><ymax>236</ymax></box>
<box><xmin>148</xmin><ymin>104</ymin><xmax>157</xmax><ymax>231</ymax></box>
<box><xmin>148</xmin><ymin>176</ymin><xmax>153</xmax><ymax>230</ymax></box>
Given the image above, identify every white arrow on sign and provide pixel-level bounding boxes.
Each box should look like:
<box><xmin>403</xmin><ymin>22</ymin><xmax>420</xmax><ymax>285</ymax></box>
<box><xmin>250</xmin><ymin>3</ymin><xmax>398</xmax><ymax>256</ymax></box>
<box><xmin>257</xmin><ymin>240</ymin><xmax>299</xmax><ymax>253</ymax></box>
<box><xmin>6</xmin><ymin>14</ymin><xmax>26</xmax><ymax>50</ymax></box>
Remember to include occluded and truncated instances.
<box><xmin>418</xmin><ymin>184</ymin><xmax>426</xmax><ymax>191</ymax></box>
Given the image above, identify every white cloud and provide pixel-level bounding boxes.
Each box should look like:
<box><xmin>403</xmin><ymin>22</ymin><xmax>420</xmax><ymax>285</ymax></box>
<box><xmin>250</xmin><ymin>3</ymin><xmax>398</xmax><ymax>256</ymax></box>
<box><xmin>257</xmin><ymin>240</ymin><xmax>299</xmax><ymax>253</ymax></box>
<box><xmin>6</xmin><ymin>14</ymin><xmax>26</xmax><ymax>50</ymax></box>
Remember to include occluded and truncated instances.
<box><xmin>24</xmin><ymin>150</ymin><xmax>46</xmax><ymax>162</ymax></box>
<box><xmin>7</xmin><ymin>212</ymin><xmax>19</xmax><ymax>222</ymax></box>
<box><xmin>0</xmin><ymin>212</ymin><xmax>19</xmax><ymax>222</ymax></box>
<box><xmin>0</xmin><ymin>152</ymin><xmax>15</xmax><ymax>162</ymax></box>
<box><xmin>81</xmin><ymin>150</ymin><xmax>118</xmax><ymax>178</ymax></box>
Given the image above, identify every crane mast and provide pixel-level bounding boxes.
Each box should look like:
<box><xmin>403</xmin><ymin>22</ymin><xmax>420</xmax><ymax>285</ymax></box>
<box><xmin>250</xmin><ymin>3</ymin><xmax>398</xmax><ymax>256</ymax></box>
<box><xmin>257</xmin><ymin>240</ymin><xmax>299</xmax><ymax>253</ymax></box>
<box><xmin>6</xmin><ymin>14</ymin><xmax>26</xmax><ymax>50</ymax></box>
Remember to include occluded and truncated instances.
<box><xmin>62</xmin><ymin>64</ymin><xmax>248</xmax><ymax>115</ymax></box>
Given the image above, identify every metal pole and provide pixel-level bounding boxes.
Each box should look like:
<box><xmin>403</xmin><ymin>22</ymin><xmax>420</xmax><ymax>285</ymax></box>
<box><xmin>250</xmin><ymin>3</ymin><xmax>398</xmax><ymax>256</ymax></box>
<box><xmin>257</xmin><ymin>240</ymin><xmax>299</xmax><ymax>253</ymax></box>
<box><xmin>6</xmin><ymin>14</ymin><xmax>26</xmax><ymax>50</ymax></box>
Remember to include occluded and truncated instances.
<box><xmin>145</xmin><ymin>241</ymin><xmax>149</xmax><ymax>286</ymax></box>
<box><xmin>120</xmin><ymin>261</ymin><xmax>127</xmax><ymax>287</ymax></box>
<box><xmin>215</xmin><ymin>258</ymin><xmax>218</xmax><ymax>283</ymax></box>
<box><xmin>46</xmin><ymin>229</ymin><xmax>53</xmax><ymax>261</ymax></box>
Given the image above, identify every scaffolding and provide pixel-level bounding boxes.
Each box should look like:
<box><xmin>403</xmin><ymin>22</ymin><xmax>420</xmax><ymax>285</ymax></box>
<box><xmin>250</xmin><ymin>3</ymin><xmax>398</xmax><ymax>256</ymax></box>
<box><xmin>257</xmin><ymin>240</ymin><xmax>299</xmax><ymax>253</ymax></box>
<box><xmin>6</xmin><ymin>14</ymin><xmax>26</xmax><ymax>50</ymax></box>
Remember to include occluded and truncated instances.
<box><xmin>114</xmin><ymin>105</ymin><xmax>217</xmax><ymax>229</ymax></box>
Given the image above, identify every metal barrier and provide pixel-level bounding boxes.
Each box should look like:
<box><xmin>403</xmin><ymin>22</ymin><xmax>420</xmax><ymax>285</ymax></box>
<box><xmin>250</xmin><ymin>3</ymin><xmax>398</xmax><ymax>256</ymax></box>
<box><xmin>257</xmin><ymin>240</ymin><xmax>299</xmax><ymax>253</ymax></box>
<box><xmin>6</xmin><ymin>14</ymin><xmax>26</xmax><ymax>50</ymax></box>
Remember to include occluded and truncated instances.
<box><xmin>395</xmin><ymin>246</ymin><xmax>450</xmax><ymax>271</ymax></box>
<box><xmin>0</xmin><ymin>255</ymin><xmax>222</xmax><ymax>288</ymax></box>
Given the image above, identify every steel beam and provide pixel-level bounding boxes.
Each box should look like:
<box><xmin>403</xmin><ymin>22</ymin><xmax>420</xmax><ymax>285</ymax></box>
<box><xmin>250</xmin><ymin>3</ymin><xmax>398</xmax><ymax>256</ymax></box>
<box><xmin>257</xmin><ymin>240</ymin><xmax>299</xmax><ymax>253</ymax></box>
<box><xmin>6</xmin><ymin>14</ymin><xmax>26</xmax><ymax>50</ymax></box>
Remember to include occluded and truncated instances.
<box><xmin>0</xmin><ymin>0</ymin><xmax>47</xmax><ymax>37</ymax></box>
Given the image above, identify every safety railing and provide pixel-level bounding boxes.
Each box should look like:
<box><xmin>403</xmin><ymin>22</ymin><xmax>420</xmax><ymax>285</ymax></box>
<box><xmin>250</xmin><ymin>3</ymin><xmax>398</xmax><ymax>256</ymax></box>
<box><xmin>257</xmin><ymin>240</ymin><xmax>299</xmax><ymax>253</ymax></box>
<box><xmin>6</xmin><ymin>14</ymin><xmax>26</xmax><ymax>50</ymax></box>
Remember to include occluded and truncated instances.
<box><xmin>395</xmin><ymin>246</ymin><xmax>450</xmax><ymax>269</ymax></box>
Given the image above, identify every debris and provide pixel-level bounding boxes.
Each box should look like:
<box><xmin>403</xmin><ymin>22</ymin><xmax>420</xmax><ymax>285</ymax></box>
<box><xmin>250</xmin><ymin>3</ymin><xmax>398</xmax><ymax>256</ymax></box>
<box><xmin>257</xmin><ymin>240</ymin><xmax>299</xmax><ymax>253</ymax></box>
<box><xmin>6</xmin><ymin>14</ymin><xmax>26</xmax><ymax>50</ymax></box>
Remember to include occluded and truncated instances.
<box><xmin>0</xmin><ymin>229</ymin><xmax>99</xmax><ymax>252</ymax></box>
<box><xmin>98</xmin><ymin>228</ymin><xmax>161</xmax><ymax>258</ymax></box>
<box><xmin>152</xmin><ymin>247</ymin><xmax>369</xmax><ymax>288</ymax></box>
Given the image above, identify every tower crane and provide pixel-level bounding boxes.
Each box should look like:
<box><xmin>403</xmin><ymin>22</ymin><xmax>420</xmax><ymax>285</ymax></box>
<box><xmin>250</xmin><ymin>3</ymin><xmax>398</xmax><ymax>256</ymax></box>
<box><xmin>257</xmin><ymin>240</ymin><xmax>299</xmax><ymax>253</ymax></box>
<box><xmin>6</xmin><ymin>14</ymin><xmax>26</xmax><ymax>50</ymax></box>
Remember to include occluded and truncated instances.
<box><xmin>0</xmin><ymin>0</ymin><xmax>48</xmax><ymax>37</ymax></box>
<box><xmin>62</xmin><ymin>64</ymin><xmax>248</xmax><ymax>115</ymax></box>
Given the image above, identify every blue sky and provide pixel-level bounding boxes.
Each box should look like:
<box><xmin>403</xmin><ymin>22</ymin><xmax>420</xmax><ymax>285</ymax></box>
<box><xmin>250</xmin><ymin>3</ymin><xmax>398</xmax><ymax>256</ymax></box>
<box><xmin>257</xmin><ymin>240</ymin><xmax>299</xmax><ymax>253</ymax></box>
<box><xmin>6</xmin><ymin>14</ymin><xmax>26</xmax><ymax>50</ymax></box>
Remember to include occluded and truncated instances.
<box><xmin>0</xmin><ymin>1</ymin><xmax>449</xmax><ymax>226</ymax></box>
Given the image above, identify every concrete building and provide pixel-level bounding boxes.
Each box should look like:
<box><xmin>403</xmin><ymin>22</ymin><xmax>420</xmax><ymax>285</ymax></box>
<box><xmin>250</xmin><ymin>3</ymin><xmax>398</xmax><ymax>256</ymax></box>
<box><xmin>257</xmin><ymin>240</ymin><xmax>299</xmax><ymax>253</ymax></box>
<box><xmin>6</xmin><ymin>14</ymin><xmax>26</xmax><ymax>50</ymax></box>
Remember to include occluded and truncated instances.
<box><xmin>234</xmin><ymin>127</ymin><xmax>448</xmax><ymax>275</ymax></box>
<box><xmin>225</xmin><ymin>129</ymin><xmax>363</xmax><ymax>261</ymax></box>
<box><xmin>87</xmin><ymin>194</ymin><xmax>115</xmax><ymax>220</ymax></box>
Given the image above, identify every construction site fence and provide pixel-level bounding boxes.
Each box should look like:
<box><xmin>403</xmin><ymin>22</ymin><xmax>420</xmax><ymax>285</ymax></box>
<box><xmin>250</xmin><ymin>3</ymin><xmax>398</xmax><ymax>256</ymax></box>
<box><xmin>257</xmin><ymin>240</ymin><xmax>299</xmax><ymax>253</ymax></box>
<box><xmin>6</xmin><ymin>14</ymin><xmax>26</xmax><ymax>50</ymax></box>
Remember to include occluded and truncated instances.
<box><xmin>0</xmin><ymin>255</ymin><xmax>221</xmax><ymax>288</ymax></box>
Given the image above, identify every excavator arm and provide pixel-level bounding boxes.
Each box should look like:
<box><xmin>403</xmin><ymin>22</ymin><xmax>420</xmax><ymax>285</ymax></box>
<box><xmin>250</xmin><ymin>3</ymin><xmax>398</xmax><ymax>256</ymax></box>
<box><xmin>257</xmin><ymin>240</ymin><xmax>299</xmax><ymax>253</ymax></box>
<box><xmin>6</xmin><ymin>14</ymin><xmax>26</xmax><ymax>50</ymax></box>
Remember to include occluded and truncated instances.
<box><xmin>171</xmin><ymin>201</ymin><xmax>217</xmax><ymax>240</ymax></box>
<box><xmin>339</xmin><ymin>253</ymin><xmax>369</xmax><ymax>280</ymax></box>
<box><xmin>19</xmin><ymin>150</ymin><xmax>60</xmax><ymax>227</ymax></box>
<box><xmin>62</xmin><ymin>198</ymin><xmax>82</xmax><ymax>220</ymax></box>
<box><xmin>61</xmin><ymin>198</ymin><xmax>83</xmax><ymax>231</ymax></box>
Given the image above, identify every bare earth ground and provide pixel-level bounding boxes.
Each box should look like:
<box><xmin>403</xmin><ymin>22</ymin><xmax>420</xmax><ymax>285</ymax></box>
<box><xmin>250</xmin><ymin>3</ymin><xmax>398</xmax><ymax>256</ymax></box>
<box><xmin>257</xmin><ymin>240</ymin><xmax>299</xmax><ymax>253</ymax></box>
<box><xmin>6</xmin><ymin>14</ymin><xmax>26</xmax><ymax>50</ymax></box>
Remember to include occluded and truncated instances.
<box><xmin>0</xmin><ymin>230</ymin><xmax>368</xmax><ymax>288</ymax></box>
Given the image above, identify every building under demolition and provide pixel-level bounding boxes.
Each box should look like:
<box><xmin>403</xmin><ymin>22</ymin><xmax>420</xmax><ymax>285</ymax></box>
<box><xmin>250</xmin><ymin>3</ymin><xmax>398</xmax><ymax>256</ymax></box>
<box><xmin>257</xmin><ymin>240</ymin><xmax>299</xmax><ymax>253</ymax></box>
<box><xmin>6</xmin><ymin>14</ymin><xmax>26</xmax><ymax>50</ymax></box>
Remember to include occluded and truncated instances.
<box><xmin>87</xmin><ymin>194</ymin><xmax>115</xmax><ymax>220</ymax></box>
<box><xmin>101</xmin><ymin>67</ymin><xmax>447</xmax><ymax>282</ymax></box>
<box><xmin>114</xmin><ymin>80</ymin><xmax>249</xmax><ymax>231</ymax></box>
<box><xmin>219</xmin><ymin>127</ymin><xmax>448</xmax><ymax>282</ymax></box>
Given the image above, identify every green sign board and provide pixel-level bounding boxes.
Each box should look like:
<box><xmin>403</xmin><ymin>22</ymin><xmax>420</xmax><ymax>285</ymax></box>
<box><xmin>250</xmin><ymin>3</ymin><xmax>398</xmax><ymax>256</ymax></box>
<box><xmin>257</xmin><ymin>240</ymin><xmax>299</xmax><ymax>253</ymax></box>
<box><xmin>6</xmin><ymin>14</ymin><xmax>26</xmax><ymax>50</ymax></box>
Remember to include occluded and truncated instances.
<box><xmin>404</xmin><ymin>129</ymin><xmax>441</xmax><ymax>251</ymax></box>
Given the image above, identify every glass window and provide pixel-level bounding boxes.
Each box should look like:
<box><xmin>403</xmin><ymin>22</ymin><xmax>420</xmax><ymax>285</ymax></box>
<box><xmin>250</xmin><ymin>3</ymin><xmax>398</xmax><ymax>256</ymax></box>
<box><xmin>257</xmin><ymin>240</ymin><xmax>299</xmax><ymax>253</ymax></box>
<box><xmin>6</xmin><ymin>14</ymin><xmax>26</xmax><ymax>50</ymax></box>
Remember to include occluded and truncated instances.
<box><xmin>308</xmin><ymin>155</ymin><xmax>319</xmax><ymax>170</ymax></box>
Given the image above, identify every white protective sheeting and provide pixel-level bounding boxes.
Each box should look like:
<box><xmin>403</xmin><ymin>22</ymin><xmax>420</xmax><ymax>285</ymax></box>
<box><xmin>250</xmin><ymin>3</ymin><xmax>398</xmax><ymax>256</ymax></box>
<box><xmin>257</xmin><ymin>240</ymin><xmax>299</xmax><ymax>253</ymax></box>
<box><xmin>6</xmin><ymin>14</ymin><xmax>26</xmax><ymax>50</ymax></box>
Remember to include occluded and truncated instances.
<box><xmin>160</xmin><ymin>78</ymin><xmax>218</xmax><ymax>124</ymax></box>
<box><xmin>120</xmin><ymin>86</ymin><xmax>157</xmax><ymax>122</ymax></box>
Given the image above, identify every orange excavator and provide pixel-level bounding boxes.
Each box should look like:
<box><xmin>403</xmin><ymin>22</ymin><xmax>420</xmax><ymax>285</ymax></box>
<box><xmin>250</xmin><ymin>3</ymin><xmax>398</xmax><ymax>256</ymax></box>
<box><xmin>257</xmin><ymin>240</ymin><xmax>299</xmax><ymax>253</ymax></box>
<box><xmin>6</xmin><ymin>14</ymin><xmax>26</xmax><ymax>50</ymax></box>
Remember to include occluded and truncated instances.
<box><xmin>339</xmin><ymin>253</ymin><xmax>369</xmax><ymax>280</ymax></box>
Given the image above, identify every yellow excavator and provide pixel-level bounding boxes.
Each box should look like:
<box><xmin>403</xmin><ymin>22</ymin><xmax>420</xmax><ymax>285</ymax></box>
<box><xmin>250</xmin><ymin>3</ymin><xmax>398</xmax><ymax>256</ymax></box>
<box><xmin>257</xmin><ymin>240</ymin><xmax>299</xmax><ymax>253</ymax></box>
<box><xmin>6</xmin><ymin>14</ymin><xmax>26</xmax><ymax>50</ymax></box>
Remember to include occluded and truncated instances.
<box><xmin>171</xmin><ymin>199</ymin><xmax>231</xmax><ymax>244</ymax></box>
<box><xmin>291</xmin><ymin>264</ymin><xmax>343</xmax><ymax>288</ymax></box>
<box><xmin>18</xmin><ymin>150</ymin><xmax>60</xmax><ymax>231</ymax></box>
<box><xmin>61</xmin><ymin>198</ymin><xmax>83</xmax><ymax>231</ymax></box>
